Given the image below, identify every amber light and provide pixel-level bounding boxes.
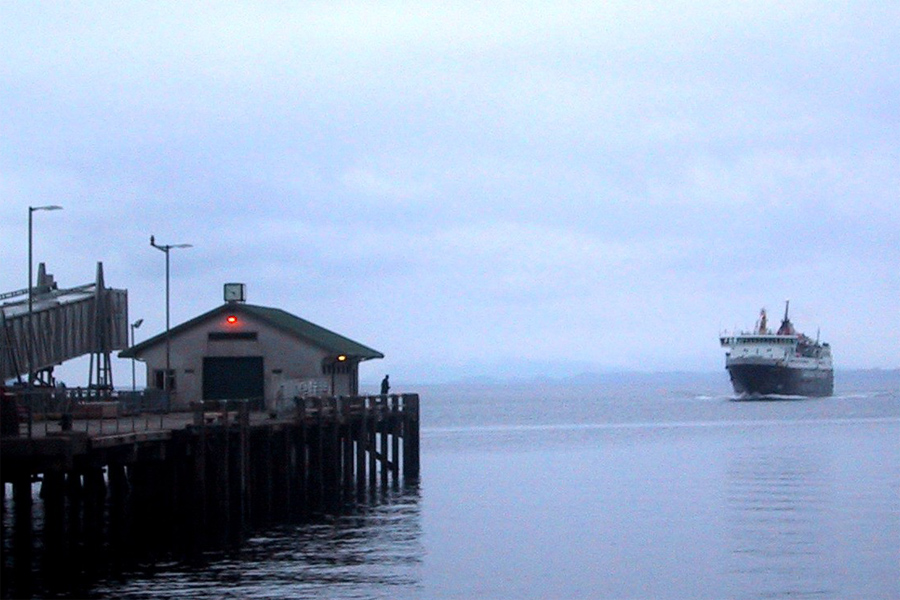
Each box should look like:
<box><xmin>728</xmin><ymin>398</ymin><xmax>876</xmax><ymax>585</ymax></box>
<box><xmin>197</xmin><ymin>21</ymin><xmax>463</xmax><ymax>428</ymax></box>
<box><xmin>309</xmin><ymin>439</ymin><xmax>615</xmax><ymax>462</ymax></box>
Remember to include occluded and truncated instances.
<box><xmin>337</xmin><ymin>355</ymin><xmax>347</xmax><ymax>361</ymax></box>
<box><xmin>226</xmin><ymin>315</ymin><xmax>238</xmax><ymax>324</ymax></box>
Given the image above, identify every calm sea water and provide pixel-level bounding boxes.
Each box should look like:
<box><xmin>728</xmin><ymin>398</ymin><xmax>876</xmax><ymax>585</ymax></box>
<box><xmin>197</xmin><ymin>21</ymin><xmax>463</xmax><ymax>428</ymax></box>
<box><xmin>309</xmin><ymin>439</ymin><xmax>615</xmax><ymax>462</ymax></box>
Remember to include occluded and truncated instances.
<box><xmin>29</xmin><ymin>372</ymin><xmax>900</xmax><ymax>598</ymax></box>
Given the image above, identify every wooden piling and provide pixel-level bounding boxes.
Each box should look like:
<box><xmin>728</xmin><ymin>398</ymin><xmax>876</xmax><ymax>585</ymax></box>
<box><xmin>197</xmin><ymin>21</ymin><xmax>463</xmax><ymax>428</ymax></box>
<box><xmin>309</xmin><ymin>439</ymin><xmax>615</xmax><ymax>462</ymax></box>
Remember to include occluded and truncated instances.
<box><xmin>342</xmin><ymin>402</ymin><xmax>354</xmax><ymax>496</ymax></box>
<box><xmin>41</xmin><ymin>471</ymin><xmax>65</xmax><ymax>548</ymax></box>
<box><xmin>293</xmin><ymin>399</ymin><xmax>307</xmax><ymax>518</ymax></box>
<box><xmin>368</xmin><ymin>397</ymin><xmax>377</xmax><ymax>490</ymax></box>
<box><xmin>291</xmin><ymin>423</ymin><xmax>306</xmax><ymax>518</ymax></box>
<box><xmin>12</xmin><ymin>477</ymin><xmax>34</xmax><ymax>595</ymax></box>
<box><xmin>190</xmin><ymin>417</ymin><xmax>207</xmax><ymax>558</ymax></box>
<box><xmin>356</xmin><ymin>397</ymin><xmax>367</xmax><ymax>495</ymax></box>
<box><xmin>402</xmin><ymin>394</ymin><xmax>420</xmax><ymax>480</ymax></box>
<box><xmin>391</xmin><ymin>395</ymin><xmax>401</xmax><ymax>483</ymax></box>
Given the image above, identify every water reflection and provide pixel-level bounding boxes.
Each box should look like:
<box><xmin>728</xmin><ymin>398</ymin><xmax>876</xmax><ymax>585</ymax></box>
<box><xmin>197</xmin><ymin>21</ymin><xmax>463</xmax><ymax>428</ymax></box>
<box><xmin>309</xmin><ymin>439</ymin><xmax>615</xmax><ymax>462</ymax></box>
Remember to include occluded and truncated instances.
<box><xmin>726</xmin><ymin>443</ymin><xmax>834</xmax><ymax>599</ymax></box>
<box><xmin>90</xmin><ymin>485</ymin><xmax>423</xmax><ymax>600</ymax></box>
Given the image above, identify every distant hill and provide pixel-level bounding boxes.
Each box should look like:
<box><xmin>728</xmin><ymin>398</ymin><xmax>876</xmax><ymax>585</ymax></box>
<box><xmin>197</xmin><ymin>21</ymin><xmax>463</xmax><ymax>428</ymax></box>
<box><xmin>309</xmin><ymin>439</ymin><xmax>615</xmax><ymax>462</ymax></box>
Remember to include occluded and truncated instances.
<box><xmin>363</xmin><ymin>366</ymin><xmax>900</xmax><ymax>392</ymax></box>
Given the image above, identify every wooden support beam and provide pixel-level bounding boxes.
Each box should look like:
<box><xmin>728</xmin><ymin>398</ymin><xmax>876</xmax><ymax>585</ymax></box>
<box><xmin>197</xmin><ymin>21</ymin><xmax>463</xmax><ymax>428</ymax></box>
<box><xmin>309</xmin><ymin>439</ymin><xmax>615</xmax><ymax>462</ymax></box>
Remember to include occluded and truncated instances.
<box><xmin>356</xmin><ymin>398</ymin><xmax>367</xmax><ymax>496</ymax></box>
<box><xmin>12</xmin><ymin>477</ymin><xmax>34</xmax><ymax>594</ymax></box>
<box><xmin>367</xmin><ymin>397</ymin><xmax>377</xmax><ymax>490</ymax></box>
<box><xmin>402</xmin><ymin>394</ymin><xmax>421</xmax><ymax>480</ymax></box>
<box><xmin>391</xmin><ymin>395</ymin><xmax>400</xmax><ymax>484</ymax></box>
<box><xmin>294</xmin><ymin>400</ymin><xmax>308</xmax><ymax>518</ymax></box>
<box><xmin>342</xmin><ymin>405</ymin><xmax>354</xmax><ymax>495</ymax></box>
<box><xmin>380</xmin><ymin>398</ymin><xmax>389</xmax><ymax>488</ymax></box>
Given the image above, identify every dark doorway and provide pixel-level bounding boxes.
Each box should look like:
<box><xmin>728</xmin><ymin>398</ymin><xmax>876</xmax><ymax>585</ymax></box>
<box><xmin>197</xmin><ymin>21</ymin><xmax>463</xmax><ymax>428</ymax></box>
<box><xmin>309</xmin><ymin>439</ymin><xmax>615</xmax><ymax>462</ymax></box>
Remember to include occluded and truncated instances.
<box><xmin>203</xmin><ymin>356</ymin><xmax>264</xmax><ymax>409</ymax></box>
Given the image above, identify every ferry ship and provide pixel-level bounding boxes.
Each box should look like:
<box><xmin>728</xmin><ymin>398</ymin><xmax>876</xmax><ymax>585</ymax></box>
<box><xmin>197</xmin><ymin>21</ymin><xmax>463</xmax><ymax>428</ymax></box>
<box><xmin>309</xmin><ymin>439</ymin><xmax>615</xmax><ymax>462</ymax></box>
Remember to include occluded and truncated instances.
<box><xmin>719</xmin><ymin>301</ymin><xmax>833</xmax><ymax>397</ymax></box>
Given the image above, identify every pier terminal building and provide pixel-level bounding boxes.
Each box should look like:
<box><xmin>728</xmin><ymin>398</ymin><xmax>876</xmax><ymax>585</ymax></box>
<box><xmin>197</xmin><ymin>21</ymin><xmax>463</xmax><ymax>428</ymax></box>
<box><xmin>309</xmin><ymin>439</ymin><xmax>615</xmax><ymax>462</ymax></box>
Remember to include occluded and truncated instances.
<box><xmin>120</xmin><ymin>284</ymin><xmax>383</xmax><ymax>411</ymax></box>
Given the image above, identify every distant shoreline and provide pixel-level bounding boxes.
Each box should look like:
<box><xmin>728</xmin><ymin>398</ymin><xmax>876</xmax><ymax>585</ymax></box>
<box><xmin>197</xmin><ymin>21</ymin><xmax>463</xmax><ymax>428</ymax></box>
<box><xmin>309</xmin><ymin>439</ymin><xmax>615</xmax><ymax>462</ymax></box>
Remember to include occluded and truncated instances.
<box><xmin>361</xmin><ymin>367</ymin><xmax>900</xmax><ymax>389</ymax></box>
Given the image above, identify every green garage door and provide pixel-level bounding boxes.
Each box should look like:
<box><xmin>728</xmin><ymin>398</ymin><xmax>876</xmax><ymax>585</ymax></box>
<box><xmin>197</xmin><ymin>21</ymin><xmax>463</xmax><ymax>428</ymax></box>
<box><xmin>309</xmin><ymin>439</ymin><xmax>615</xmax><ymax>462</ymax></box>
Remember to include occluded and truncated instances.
<box><xmin>203</xmin><ymin>356</ymin><xmax>264</xmax><ymax>409</ymax></box>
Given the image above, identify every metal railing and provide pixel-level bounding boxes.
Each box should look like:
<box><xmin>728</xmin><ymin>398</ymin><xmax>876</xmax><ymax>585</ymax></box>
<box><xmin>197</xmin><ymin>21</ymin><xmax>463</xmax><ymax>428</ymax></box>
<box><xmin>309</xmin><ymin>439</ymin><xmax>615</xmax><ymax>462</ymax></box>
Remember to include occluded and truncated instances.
<box><xmin>1</xmin><ymin>386</ymin><xmax>172</xmax><ymax>438</ymax></box>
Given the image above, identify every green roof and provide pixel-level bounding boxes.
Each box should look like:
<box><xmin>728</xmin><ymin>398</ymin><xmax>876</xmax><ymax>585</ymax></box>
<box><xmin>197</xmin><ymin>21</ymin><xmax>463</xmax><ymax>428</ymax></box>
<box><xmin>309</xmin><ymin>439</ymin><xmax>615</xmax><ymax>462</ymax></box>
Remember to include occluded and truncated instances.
<box><xmin>119</xmin><ymin>303</ymin><xmax>383</xmax><ymax>360</ymax></box>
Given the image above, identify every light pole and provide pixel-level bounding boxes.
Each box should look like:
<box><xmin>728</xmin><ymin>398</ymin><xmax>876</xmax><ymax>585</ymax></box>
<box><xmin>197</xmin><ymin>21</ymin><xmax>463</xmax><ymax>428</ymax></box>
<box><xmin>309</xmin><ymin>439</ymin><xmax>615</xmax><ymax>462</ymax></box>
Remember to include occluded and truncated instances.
<box><xmin>27</xmin><ymin>205</ymin><xmax>63</xmax><ymax>388</ymax></box>
<box><xmin>130</xmin><ymin>318</ymin><xmax>143</xmax><ymax>392</ymax></box>
<box><xmin>150</xmin><ymin>236</ymin><xmax>192</xmax><ymax>397</ymax></box>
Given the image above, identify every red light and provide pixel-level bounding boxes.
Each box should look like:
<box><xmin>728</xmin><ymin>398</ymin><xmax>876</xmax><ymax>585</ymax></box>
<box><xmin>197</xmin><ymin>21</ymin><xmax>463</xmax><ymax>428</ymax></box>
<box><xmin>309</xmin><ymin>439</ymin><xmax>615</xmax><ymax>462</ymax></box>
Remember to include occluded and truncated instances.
<box><xmin>226</xmin><ymin>315</ymin><xmax>238</xmax><ymax>324</ymax></box>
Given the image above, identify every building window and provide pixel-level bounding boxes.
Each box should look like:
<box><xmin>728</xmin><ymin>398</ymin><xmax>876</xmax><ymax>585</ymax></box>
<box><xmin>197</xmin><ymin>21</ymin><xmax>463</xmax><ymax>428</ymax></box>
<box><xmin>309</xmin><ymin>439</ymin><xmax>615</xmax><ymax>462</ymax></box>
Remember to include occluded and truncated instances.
<box><xmin>154</xmin><ymin>369</ymin><xmax>176</xmax><ymax>391</ymax></box>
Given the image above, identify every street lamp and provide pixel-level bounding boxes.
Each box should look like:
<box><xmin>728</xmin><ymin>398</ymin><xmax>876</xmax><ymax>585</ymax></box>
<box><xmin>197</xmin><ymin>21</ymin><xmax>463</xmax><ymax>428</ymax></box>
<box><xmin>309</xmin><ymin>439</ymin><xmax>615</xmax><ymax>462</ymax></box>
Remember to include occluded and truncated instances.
<box><xmin>27</xmin><ymin>205</ymin><xmax>63</xmax><ymax>388</ymax></box>
<box><xmin>150</xmin><ymin>236</ymin><xmax>192</xmax><ymax>397</ymax></box>
<box><xmin>130</xmin><ymin>318</ymin><xmax>143</xmax><ymax>392</ymax></box>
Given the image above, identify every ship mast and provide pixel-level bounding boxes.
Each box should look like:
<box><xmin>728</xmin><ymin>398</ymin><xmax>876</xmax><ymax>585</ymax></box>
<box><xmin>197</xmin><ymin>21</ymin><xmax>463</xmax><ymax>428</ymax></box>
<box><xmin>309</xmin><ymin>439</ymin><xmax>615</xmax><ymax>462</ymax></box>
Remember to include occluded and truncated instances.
<box><xmin>777</xmin><ymin>298</ymin><xmax>795</xmax><ymax>335</ymax></box>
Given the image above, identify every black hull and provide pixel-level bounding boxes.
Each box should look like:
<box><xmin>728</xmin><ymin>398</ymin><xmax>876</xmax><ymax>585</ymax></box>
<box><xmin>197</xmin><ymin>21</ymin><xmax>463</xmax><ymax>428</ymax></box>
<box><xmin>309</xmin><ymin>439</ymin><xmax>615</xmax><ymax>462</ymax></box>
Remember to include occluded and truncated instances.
<box><xmin>726</xmin><ymin>363</ymin><xmax>833</xmax><ymax>397</ymax></box>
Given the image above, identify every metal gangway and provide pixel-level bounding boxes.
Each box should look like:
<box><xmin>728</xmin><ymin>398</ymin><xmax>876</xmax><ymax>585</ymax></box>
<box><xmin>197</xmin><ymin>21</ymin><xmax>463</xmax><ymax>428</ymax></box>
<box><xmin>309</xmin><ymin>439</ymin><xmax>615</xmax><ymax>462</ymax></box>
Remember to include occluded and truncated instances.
<box><xmin>1</xmin><ymin>262</ymin><xmax>128</xmax><ymax>388</ymax></box>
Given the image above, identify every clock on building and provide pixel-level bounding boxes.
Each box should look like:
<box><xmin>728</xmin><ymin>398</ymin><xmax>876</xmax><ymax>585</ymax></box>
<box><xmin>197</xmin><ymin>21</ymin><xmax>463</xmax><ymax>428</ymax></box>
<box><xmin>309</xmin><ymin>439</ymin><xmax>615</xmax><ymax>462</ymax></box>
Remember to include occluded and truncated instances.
<box><xmin>223</xmin><ymin>283</ymin><xmax>246</xmax><ymax>303</ymax></box>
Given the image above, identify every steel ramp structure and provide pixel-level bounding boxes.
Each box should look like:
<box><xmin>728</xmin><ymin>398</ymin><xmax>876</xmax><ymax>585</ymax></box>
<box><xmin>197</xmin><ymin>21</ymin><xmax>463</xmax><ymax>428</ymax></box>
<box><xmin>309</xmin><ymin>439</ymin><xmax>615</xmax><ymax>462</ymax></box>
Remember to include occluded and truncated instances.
<box><xmin>1</xmin><ymin>263</ymin><xmax>128</xmax><ymax>387</ymax></box>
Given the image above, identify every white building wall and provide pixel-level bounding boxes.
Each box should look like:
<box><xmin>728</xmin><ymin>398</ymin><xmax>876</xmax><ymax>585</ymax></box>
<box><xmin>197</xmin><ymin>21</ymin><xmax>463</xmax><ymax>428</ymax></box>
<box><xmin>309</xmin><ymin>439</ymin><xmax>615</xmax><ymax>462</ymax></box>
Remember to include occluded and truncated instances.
<box><xmin>139</xmin><ymin>310</ymin><xmax>358</xmax><ymax>410</ymax></box>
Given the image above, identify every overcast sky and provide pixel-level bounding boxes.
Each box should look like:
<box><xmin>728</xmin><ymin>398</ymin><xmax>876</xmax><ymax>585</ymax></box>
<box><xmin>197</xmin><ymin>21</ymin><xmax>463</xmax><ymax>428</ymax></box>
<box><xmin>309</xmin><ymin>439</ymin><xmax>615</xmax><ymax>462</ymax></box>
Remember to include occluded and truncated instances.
<box><xmin>2</xmin><ymin>2</ymin><xmax>898</xmax><ymax>385</ymax></box>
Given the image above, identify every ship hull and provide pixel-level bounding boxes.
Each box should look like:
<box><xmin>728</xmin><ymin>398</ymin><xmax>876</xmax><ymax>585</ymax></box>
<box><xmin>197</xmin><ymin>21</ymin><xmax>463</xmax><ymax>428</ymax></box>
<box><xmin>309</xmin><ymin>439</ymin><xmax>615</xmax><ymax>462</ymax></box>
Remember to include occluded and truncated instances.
<box><xmin>726</xmin><ymin>362</ymin><xmax>833</xmax><ymax>397</ymax></box>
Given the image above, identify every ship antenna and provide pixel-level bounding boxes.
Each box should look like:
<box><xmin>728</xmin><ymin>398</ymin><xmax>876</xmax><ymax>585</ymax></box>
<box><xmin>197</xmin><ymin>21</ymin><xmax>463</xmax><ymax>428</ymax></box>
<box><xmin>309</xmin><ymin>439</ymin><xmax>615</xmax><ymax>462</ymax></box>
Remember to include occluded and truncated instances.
<box><xmin>783</xmin><ymin>298</ymin><xmax>790</xmax><ymax>322</ymax></box>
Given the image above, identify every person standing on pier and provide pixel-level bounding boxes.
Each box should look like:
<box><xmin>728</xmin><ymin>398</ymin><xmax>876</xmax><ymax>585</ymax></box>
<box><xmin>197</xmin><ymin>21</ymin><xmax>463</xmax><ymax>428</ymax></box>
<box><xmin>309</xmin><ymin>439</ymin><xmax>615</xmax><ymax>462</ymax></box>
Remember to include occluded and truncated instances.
<box><xmin>381</xmin><ymin>374</ymin><xmax>390</xmax><ymax>396</ymax></box>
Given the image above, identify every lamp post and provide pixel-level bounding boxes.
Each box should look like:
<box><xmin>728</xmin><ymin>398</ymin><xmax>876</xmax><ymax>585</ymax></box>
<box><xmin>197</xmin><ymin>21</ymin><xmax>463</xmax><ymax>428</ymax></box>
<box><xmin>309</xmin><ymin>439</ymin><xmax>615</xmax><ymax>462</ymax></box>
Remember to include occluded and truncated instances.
<box><xmin>130</xmin><ymin>318</ymin><xmax>143</xmax><ymax>392</ymax></box>
<box><xmin>150</xmin><ymin>236</ymin><xmax>192</xmax><ymax>397</ymax></box>
<box><xmin>27</xmin><ymin>205</ymin><xmax>63</xmax><ymax>388</ymax></box>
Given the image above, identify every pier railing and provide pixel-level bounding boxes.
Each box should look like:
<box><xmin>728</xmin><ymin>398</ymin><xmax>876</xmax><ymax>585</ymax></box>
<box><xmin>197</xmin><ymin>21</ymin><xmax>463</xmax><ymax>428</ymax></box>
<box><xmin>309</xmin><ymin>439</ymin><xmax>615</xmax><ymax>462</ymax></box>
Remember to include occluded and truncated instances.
<box><xmin>2</xmin><ymin>389</ymin><xmax>422</xmax><ymax>443</ymax></box>
<box><xmin>1</xmin><ymin>387</ymin><xmax>172</xmax><ymax>438</ymax></box>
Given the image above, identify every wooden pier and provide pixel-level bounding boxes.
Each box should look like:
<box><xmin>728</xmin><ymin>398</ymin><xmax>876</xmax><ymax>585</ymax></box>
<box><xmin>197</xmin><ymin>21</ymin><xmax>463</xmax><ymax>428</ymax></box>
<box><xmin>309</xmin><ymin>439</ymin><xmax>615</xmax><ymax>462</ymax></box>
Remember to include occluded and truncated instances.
<box><xmin>0</xmin><ymin>393</ymin><xmax>420</xmax><ymax>596</ymax></box>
